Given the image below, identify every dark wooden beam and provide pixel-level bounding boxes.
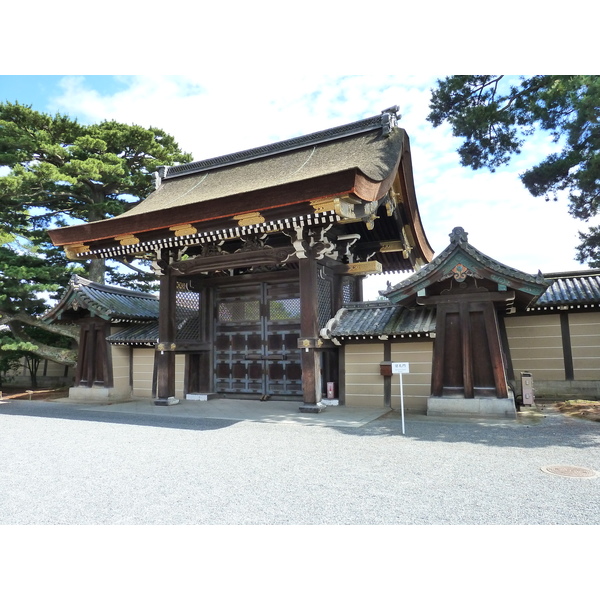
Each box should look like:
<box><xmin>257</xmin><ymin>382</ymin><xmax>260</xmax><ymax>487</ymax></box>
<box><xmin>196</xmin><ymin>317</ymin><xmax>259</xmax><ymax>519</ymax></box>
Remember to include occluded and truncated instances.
<box><xmin>418</xmin><ymin>291</ymin><xmax>515</xmax><ymax>306</ymax></box>
<box><xmin>560</xmin><ymin>312</ymin><xmax>574</xmax><ymax>381</ymax></box>
<box><xmin>461</xmin><ymin>303</ymin><xmax>474</xmax><ymax>398</ymax></box>
<box><xmin>482</xmin><ymin>302</ymin><xmax>508</xmax><ymax>398</ymax></box>
<box><xmin>155</xmin><ymin>251</ymin><xmax>177</xmax><ymax>405</ymax></box>
<box><xmin>171</xmin><ymin>246</ymin><xmax>296</xmax><ymax>276</ymax></box>
<box><xmin>298</xmin><ymin>250</ymin><xmax>325</xmax><ymax>411</ymax></box>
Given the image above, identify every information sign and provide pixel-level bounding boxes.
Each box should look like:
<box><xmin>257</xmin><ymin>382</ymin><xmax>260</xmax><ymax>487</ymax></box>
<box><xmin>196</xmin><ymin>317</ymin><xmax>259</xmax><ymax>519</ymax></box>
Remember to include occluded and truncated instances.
<box><xmin>391</xmin><ymin>362</ymin><xmax>409</xmax><ymax>435</ymax></box>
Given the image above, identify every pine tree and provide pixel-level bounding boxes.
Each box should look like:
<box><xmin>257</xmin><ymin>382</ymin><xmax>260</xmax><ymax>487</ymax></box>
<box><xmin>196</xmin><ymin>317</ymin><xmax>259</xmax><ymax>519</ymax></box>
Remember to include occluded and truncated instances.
<box><xmin>428</xmin><ymin>76</ymin><xmax>600</xmax><ymax>265</ymax></box>
<box><xmin>0</xmin><ymin>102</ymin><xmax>192</xmax><ymax>370</ymax></box>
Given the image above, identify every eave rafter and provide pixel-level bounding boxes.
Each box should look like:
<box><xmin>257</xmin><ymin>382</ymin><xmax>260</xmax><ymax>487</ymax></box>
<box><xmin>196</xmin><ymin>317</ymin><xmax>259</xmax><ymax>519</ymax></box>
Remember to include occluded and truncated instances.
<box><xmin>59</xmin><ymin>188</ymin><xmax>398</xmax><ymax>262</ymax></box>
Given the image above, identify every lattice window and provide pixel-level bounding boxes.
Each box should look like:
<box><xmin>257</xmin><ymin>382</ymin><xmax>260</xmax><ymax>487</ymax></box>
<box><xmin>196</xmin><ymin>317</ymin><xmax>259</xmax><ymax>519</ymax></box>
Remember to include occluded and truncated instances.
<box><xmin>269</xmin><ymin>298</ymin><xmax>301</xmax><ymax>321</ymax></box>
<box><xmin>175</xmin><ymin>282</ymin><xmax>201</xmax><ymax>341</ymax></box>
<box><xmin>317</xmin><ymin>276</ymin><xmax>332</xmax><ymax>328</ymax></box>
<box><xmin>342</xmin><ymin>277</ymin><xmax>356</xmax><ymax>304</ymax></box>
<box><xmin>218</xmin><ymin>300</ymin><xmax>260</xmax><ymax>322</ymax></box>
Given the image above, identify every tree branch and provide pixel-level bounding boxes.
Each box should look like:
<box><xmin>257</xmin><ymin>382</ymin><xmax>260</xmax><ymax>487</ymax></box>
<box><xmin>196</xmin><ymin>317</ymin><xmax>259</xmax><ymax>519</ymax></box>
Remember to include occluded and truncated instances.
<box><xmin>0</xmin><ymin>312</ymin><xmax>80</xmax><ymax>342</ymax></box>
<box><xmin>6</xmin><ymin>322</ymin><xmax>77</xmax><ymax>366</ymax></box>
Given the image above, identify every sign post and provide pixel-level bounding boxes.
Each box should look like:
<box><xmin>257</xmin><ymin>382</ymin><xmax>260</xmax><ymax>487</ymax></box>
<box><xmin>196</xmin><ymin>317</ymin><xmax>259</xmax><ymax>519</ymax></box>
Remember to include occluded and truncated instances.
<box><xmin>391</xmin><ymin>362</ymin><xmax>409</xmax><ymax>434</ymax></box>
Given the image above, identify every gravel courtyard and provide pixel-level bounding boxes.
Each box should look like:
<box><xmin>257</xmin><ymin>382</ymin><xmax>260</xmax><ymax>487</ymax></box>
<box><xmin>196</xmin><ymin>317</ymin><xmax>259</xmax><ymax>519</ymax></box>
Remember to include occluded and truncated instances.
<box><xmin>1</xmin><ymin>399</ymin><xmax>599</xmax><ymax>525</ymax></box>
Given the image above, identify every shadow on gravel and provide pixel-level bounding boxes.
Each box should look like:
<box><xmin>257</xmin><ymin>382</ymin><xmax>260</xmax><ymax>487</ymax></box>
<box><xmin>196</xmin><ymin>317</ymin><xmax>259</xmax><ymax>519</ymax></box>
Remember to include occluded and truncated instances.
<box><xmin>2</xmin><ymin>399</ymin><xmax>599</xmax><ymax>450</ymax></box>
<box><xmin>330</xmin><ymin>408</ymin><xmax>600</xmax><ymax>450</ymax></box>
<box><xmin>0</xmin><ymin>400</ymin><xmax>237</xmax><ymax>432</ymax></box>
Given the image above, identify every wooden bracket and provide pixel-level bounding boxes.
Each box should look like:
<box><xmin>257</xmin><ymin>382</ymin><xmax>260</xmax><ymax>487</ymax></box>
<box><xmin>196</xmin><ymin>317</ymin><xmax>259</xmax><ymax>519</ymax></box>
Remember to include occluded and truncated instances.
<box><xmin>233</xmin><ymin>212</ymin><xmax>265</xmax><ymax>227</ymax></box>
<box><xmin>114</xmin><ymin>234</ymin><xmax>140</xmax><ymax>246</ymax></box>
<box><xmin>343</xmin><ymin>261</ymin><xmax>383</xmax><ymax>275</ymax></box>
<box><xmin>298</xmin><ymin>337</ymin><xmax>334</xmax><ymax>349</ymax></box>
<box><xmin>64</xmin><ymin>244</ymin><xmax>90</xmax><ymax>259</ymax></box>
<box><xmin>170</xmin><ymin>224</ymin><xmax>198</xmax><ymax>237</ymax></box>
<box><xmin>156</xmin><ymin>342</ymin><xmax>177</xmax><ymax>352</ymax></box>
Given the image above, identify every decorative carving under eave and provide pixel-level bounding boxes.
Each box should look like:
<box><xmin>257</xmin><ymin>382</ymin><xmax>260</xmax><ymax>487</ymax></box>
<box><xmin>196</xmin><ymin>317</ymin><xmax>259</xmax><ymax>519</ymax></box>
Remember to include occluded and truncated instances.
<box><xmin>235</xmin><ymin>235</ymin><xmax>271</xmax><ymax>253</ymax></box>
<box><xmin>114</xmin><ymin>234</ymin><xmax>140</xmax><ymax>246</ymax></box>
<box><xmin>170</xmin><ymin>246</ymin><xmax>295</xmax><ymax>276</ymax></box>
<box><xmin>233</xmin><ymin>212</ymin><xmax>265</xmax><ymax>227</ymax></box>
<box><xmin>450</xmin><ymin>263</ymin><xmax>474</xmax><ymax>282</ymax></box>
<box><xmin>334</xmin><ymin>194</ymin><xmax>381</xmax><ymax>226</ymax></box>
<box><xmin>151</xmin><ymin>248</ymin><xmax>180</xmax><ymax>276</ymax></box>
<box><xmin>291</xmin><ymin>225</ymin><xmax>337</xmax><ymax>261</ymax></box>
<box><xmin>440</xmin><ymin>261</ymin><xmax>483</xmax><ymax>283</ymax></box>
<box><xmin>337</xmin><ymin>234</ymin><xmax>361</xmax><ymax>263</ymax></box>
<box><xmin>170</xmin><ymin>224</ymin><xmax>198</xmax><ymax>237</ymax></box>
<box><xmin>199</xmin><ymin>242</ymin><xmax>227</xmax><ymax>257</ymax></box>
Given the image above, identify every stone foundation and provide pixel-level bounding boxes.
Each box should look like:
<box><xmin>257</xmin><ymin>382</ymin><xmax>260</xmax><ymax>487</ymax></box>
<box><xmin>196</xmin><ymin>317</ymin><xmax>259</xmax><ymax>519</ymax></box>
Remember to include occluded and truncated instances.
<box><xmin>515</xmin><ymin>379</ymin><xmax>600</xmax><ymax>401</ymax></box>
<box><xmin>67</xmin><ymin>385</ymin><xmax>132</xmax><ymax>404</ymax></box>
<box><xmin>427</xmin><ymin>393</ymin><xmax>516</xmax><ymax>419</ymax></box>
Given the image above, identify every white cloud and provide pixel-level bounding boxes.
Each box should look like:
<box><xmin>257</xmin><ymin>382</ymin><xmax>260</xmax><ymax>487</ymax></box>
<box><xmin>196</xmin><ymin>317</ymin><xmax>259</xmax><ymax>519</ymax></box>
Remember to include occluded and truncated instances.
<box><xmin>46</xmin><ymin>74</ymin><xmax>594</xmax><ymax>287</ymax></box>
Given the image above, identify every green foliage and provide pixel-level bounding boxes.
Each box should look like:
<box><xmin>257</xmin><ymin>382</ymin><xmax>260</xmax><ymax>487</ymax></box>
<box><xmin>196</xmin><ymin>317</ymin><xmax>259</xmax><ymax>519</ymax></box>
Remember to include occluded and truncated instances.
<box><xmin>0</xmin><ymin>242</ymin><xmax>68</xmax><ymax>314</ymax></box>
<box><xmin>428</xmin><ymin>76</ymin><xmax>600</xmax><ymax>265</ymax></box>
<box><xmin>0</xmin><ymin>343</ymin><xmax>22</xmax><ymax>387</ymax></box>
<box><xmin>0</xmin><ymin>102</ymin><xmax>192</xmax><ymax>238</ymax></box>
<box><xmin>0</xmin><ymin>102</ymin><xmax>192</xmax><ymax>364</ymax></box>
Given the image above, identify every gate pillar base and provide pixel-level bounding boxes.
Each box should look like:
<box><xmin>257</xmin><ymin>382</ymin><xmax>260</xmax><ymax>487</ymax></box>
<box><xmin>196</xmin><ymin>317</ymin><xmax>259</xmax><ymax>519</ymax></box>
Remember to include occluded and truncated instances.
<box><xmin>299</xmin><ymin>402</ymin><xmax>327</xmax><ymax>413</ymax></box>
<box><xmin>154</xmin><ymin>396</ymin><xmax>180</xmax><ymax>406</ymax></box>
<box><xmin>427</xmin><ymin>394</ymin><xmax>516</xmax><ymax>418</ymax></box>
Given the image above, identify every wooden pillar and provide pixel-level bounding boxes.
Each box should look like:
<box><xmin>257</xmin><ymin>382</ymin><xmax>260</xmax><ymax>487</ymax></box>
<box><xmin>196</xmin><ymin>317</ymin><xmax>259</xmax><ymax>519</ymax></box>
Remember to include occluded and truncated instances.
<box><xmin>155</xmin><ymin>252</ymin><xmax>178</xmax><ymax>405</ymax></box>
<box><xmin>76</xmin><ymin>319</ymin><xmax>112</xmax><ymax>388</ymax></box>
<box><xmin>298</xmin><ymin>250</ymin><xmax>325</xmax><ymax>412</ymax></box>
<box><xmin>482</xmin><ymin>302</ymin><xmax>509</xmax><ymax>398</ymax></box>
<box><xmin>560</xmin><ymin>312</ymin><xmax>574</xmax><ymax>381</ymax></box>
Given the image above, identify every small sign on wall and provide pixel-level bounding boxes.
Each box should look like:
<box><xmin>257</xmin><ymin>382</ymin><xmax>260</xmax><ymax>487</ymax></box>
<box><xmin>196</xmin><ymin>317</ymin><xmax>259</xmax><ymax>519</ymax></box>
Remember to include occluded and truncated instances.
<box><xmin>391</xmin><ymin>362</ymin><xmax>410</xmax><ymax>374</ymax></box>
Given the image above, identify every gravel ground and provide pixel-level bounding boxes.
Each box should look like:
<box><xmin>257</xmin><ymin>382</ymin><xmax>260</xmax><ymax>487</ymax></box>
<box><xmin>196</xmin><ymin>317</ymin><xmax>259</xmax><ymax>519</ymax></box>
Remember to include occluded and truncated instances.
<box><xmin>1</xmin><ymin>399</ymin><xmax>599</xmax><ymax>525</ymax></box>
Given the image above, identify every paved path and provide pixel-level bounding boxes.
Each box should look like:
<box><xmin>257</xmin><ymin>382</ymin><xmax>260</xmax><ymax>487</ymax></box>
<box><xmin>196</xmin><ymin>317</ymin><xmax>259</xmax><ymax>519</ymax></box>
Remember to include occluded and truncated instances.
<box><xmin>1</xmin><ymin>398</ymin><xmax>599</xmax><ymax>524</ymax></box>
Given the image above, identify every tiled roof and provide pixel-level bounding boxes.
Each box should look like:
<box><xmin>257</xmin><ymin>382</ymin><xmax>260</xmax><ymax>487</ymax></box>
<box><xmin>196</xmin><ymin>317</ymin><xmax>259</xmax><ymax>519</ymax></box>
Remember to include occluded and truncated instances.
<box><xmin>108</xmin><ymin>118</ymin><xmax>405</xmax><ymax>220</ymax></box>
<box><xmin>385</xmin><ymin>227</ymin><xmax>550</xmax><ymax>306</ymax></box>
<box><xmin>106</xmin><ymin>315</ymin><xmax>201</xmax><ymax>345</ymax></box>
<box><xmin>323</xmin><ymin>302</ymin><xmax>436</xmax><ymax>339</ymax></box>
<box><xmin>324</xmin><ymin>270</ymin><xmax>600</xmax><ymax>340</ymax></box>
<box><xmin>162</xmin><ymin>111</ymin><xmax>399</xmax><ymax>180</ymax></box>
<box><xmin>43</xmin><ymin>275</ymin><xmax>159</xmax><ymax>323</ymax></box>
<box><xmin>535</xmin><ymin>270</ymin><xmax>600</xmax><ymax>307</ymax></box>
<box><xmin>107</xmin><ymin>322</ymin><xmax>159</xmax><ymax>345</ymax></box>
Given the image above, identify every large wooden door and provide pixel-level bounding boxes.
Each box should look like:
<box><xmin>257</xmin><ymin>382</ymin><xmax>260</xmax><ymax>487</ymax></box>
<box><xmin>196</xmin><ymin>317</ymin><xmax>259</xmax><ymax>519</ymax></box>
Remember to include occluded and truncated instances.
<box><xmin>214</xmin><ymin>281</ymin><xmax>302</xmax><ymax>397</ymax></box>
<box><xmin>430</xmin><ymin>297</ymin><xmax>508</xmax><ymax>399</ymax></box>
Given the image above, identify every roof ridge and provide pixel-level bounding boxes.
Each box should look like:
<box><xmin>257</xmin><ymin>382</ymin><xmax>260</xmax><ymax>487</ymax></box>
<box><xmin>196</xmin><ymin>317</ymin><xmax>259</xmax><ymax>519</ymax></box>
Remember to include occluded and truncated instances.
<box><xmin>160</xmin><ymin>108</ymin><xmax>400</xmax><ymax>181</ymax></box>
<box><xmin>71</xmin><ymin>274</ymin><xmax>157</xmax><ymax>299</ymax></box>
<box><xmin>543</xmin><ymin>269</ymin><xmax>600</xmax><ymax>279</ymax></box>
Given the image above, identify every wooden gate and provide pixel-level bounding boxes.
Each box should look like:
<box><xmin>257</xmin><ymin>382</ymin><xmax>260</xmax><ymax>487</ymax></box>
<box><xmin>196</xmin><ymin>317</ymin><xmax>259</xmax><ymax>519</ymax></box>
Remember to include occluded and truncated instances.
<box><xmin>214</xmin><ymin>280</ymin><xmax>302</xmax><ymax>397</ymax></box>
<box><xmin>430</xmin><ymin>297</ymin><xmax>508</xmax><ymax>399</ymax></box>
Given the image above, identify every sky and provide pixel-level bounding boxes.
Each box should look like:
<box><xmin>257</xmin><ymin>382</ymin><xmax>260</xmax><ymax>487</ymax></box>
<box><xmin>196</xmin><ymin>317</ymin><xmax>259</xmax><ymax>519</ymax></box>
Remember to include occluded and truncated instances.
<box><xmin>1</xmin><ymin>73</ymin><xmax>596</xmax><ymax>299</ymax></box>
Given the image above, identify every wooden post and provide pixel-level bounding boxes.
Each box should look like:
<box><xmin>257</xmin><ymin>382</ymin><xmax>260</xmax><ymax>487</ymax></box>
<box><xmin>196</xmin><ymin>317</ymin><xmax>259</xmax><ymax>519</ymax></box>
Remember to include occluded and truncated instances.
<box><xmin>155</xmin><ymin>251</ymin><xmax>178</xmax><ymax>405</ymax></box>
<box><xmin>76</xmin><ymin>319</ymin><xmax>112</xmax><ymax>388</ymax></box>
<box><xmin>298</xmin><ymin>249</ymin><xmax>325</xmax><ymax>413</ymax></box>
